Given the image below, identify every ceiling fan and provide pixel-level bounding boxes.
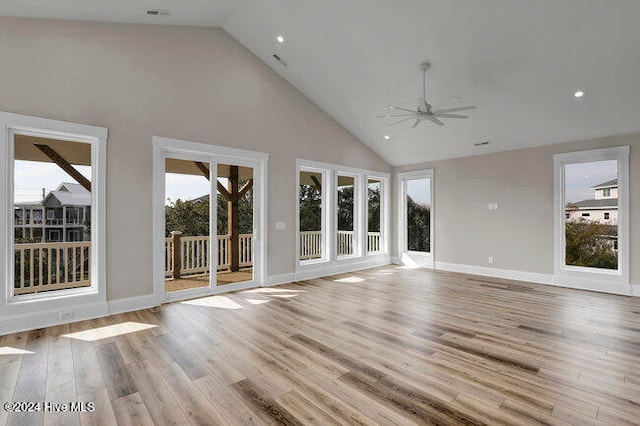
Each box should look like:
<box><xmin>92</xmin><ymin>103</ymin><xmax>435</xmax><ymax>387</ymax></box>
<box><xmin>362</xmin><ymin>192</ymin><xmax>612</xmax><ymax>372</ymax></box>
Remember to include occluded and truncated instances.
<box><xmin>380</xmin><ymin>62</ymin><xmax>476</xmax><ymax>128</ymax></box>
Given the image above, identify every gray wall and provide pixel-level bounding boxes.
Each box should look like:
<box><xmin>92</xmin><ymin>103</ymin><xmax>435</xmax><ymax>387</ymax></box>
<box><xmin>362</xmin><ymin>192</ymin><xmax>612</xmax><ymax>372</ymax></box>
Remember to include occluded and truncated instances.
<box><xmin>0</xmin><ymin>17</ymin><xmax>390</xmax><ymax>301</ymax></box>
<box><xmin>393</xmin><ymin>132</ymin><xmax>640</xmax><ymax>284</ymax></box>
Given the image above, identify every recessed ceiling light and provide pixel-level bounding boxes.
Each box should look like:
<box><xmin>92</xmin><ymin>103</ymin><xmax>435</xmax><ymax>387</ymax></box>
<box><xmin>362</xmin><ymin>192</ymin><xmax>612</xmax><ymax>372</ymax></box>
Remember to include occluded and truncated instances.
<box><xmin>383</xmin><ymin>135</ymin><xmax>391</xmax><ymax>141</ymax></box>
<box><xmin>276</xmin><ymin>35</ymin><xmax>285</xmax><ymax>43</ymax></box>
<box><xmin>574</xmin><ymin>90</ymin><xmax>585</xmax><ymax>98</ymax></box>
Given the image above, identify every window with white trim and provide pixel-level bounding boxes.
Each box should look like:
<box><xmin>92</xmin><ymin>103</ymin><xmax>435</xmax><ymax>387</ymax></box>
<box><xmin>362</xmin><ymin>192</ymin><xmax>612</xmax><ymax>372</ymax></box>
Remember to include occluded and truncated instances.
<box><xmin>296</xmin><ymin>160</ymin><xmax>389</xmax><ymax>270</ymax></box>
<box><xmin>0</xmin><ymin>111</ymin><xmax>107</xmax><ymax>329</ymax></box>
<box><xmin>554</xmin><ymin>146</ymin><xmax>629</xmax><ymax>288</ymax></box>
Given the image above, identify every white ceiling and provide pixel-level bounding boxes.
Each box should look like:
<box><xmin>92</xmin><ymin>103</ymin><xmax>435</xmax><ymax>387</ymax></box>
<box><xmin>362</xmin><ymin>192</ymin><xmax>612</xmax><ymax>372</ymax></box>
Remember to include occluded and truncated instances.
<box><xmin>0</xmin><ymin>0</ymin><xmax>243</xmax><ymax>27</ymax></box>
<box><xmin>3</xmin><ymin>1</ymin><xmax>640</xmax><ymax>166</ymax></box>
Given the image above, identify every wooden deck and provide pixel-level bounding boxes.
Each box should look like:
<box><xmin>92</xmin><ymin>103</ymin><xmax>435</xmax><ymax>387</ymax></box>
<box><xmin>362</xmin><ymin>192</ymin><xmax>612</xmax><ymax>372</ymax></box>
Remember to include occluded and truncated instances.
<box><xmin>165</xmin><ymin>268</ymin><xmax>253</xmax><ymax>292</ymax></box>
<box><xmin>2</xmin><ymin>265</ymin><xmax>640</xmax><ymax>425</ymax></box>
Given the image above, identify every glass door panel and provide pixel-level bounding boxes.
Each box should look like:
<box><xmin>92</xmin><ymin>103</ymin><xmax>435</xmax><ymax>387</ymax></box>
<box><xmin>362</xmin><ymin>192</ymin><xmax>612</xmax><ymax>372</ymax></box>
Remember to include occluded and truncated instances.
<box><xmin>216</xmin><ymin>163</ymin><xmax>254</xmax><ymax>285</ymax></box>
<box><xmin>164</xmin><ymin>158</ymin><xmax>211</xmax><ymax>293</ymax></box>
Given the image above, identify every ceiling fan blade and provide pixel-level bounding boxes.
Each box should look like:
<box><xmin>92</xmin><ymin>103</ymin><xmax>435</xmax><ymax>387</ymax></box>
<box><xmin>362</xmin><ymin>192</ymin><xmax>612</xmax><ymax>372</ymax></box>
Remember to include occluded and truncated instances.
<box><xmin>427</xmin><ymin>116</ymin><xmax>445</xmax><ymax>126</ymax></box>
<box><xmin>389</xmin><ymin>105</ymin><xmax>418</xmax><ymax>114</ymax></box>
<box><xmin>388</xmin><ymin>116</ymin><xmax>417</xmax><ymax>126</ymax></box>
<box><xmin>435</xmin><ymin>106</ymin><xmax>477</xmax><ymax>114</ymax></box>
<box><xmin>377</xmin><ymin>114</ymin><xmax>418</xmax><ymax>118</ymax></box>
<box><xmin>411</xmin><ymin>117</ymin><xmax>421</xmax><ymax>128</ymax></box>
<box><xmin>435</xmin><ymin>113</ymin><xmax>469</xmax><ymax>119</ymax></box>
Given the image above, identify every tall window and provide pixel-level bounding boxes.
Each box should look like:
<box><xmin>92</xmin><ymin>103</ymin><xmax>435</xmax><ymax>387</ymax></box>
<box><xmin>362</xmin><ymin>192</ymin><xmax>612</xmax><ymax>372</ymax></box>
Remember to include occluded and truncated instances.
<box><xmin>367</xmin><ymin>178</ymin><xmax>382</xmax><ymax>253</ymax></box>
<box><xmin>406</xmin><ymin>177</ymin><xmax>431</xmax><ymax>252</ymax></box>
<box><xmin>397</xmin><ymin>170</ymin><xmax>434</xmax><ymax>268</ymax></box>
<box><xmin>337</xmin><ymin>175</ymin><xmax>355</xmax><ymax>257</ymax></box>
<box><xmin>299</xmin><ymin>169</ymin><xmax>324</xmax><ymax>262</ymax></box>
<box><xmin>554</xmin><ymin>147</ymin><xmax>629</xmax><ymax>288</ymax></box>
<box><xmin>13</xmin><ymin>137</ymin><xmax>93</xmax><ymax>296</ymax></box>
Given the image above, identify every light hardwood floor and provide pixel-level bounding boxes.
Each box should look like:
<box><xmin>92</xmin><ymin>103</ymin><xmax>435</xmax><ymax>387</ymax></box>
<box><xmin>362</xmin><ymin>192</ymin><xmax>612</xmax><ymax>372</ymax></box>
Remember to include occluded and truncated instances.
<box><xmin>2</xmin><ymin>265</ymin><xmax>640</xmax><ymax>425</ymax></box>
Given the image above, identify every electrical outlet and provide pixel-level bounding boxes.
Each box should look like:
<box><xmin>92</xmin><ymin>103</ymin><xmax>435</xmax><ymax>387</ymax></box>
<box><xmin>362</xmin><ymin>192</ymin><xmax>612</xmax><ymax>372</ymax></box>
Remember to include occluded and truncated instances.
<box><xmin>59</xmin><ymin>311</ymin><xmax>74</xmax><ymax>321</ymax></box>
<box><xmin>488</xmin><ymin>202</ymin><xmax>493</xmax><ymax>210</ymax></box>
<box><xmin>488</xmin><ymin>256</ymin><xmax>494</xmax><ymax>264</ymax></box>
<box><xmin>493</xmin><ymin>202</ymin><xmax>499</xmax><ymax>210</ymax></box>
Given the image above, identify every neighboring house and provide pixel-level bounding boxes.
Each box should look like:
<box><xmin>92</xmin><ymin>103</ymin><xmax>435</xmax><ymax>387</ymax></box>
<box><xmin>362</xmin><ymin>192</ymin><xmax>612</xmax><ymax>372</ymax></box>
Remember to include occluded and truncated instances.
<box><xmin>14</xmin><ymin>182</ymin><xmax>91</xmax><ymax>242</ymax></box>
<box><xmin>565</xmin><ymin>179</ymin><xmax>618</xmax><ymax>224</ymax></box>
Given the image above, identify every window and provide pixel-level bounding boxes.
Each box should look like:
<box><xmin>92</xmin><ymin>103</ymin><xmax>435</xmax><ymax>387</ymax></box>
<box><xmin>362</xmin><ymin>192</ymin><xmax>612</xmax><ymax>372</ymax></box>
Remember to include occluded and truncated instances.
<box><xmin>397</xmin><ymin>170</ymin><xmax>434</xmax><ymax>267</ymax></box>
<box><xmin>299</xmin><ymin>169</ymin><xmax>325</xmax><ymax>262</ymax></box>
<box><xmin>336</xmin><ymin>174</ymin><xmax>356</xmax><ymax>257</ymax></box>
<box><xmin>554</xmin><ymin>146</ymin><xmax>629</xmax><ymax>289</ymax></box>
<box><xmin>603</xmin><ymin>188</ymin><xmax>611</xmax><ymax>197</ymax></box>
<box><xmin>367</xmin><ymin>178</ymin><xmax>382</xmax><ymax>253</ymax></box>
<box><xmin>296</xmin><ymin>159</ymin><xmax>389</xmax><ymax>274</ymax></box>
<box><xmin>406</xmin><ymin>178</ymin><xmax>431</xmax><ymax>252</ymax></box>
<box><xmin>1</xmin><ymin>111</ymin><xmax>107</xmax><ymax>330</ymax></box>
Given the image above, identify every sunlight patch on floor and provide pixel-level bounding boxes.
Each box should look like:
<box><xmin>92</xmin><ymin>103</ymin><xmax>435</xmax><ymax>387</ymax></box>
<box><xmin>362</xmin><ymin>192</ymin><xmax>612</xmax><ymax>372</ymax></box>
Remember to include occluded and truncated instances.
<box><xmin>245</xmin><ymin>298</ymin><xmax>270</xmax><ymax>305</ymax></box>
<box><xmin>0</xmin><ymin>346</ymin><xmax>34</xmax><ymax>355</ymax></box>
<box><xmin>180</xmin><ymin>295</ymin><xmax>243</xmax><ymax>310</ymax></box>
<box><xmin>334</xmin><ymin>276</ymin><xmax>365</xmax><ymax>283</ymax></box>
<box><xmin>62</xmin><ymin>322</ymin><xmax>157</xmax><ymax>341</ymax></box>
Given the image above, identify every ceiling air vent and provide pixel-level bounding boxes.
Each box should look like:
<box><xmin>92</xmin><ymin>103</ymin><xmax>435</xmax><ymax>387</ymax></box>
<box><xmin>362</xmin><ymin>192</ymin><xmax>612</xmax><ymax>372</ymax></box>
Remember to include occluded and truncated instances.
<box><xmin>272</xmin><ymin>54</ymin><xmax>288</xmax><ymax>66</ymax></box>
<box><xmin>146</xmin><ymin>9</ymin><xmax>170</xmax><ymax>16</ymax></box>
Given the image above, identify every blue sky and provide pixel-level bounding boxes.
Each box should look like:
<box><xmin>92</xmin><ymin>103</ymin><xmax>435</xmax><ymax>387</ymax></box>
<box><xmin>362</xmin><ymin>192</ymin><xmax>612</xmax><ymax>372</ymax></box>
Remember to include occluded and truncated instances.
<box><xmin>564</xmin><ymin>160</ymin><xmax>617</xmax><ymax>203</ymax></box>
<box><xmin>406</xmin><ymin>178</ymin><xmax>431</xmax><ymax>207</ymax></box>
<box><xmin>14</xmin><ymin>160</ymin><xmax>92</xmax><ymax>204</ymax></box>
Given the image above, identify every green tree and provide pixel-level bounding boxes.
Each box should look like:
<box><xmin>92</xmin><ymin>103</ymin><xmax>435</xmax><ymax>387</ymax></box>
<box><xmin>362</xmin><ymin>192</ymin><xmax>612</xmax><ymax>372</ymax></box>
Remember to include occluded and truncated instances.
<box><xmin>337</xmin><ymin>186</ymin><xmax>354</xmax><ymax>231</ymax></box>
<box><xmin>299</xmin><ymin>183</ymin><xmax>322</xmax><ymax>232</ymax></box>
<box><xmin>565</xmin><ymin>220</ymin><xmax>617</xmax><ymax>269</ymax></box>
<box><xmin>165</xmin><ymin>181</ymin><xmax>253</xmax><ymax>237</ymax></box>
<box><xmin>407</xmin><ymin>196</ymin><xmax>430</xmax><ymax>252</ymax></box>
<box><xmin>367</xmin><ymin>185</ymin><xmax>381</xmax><ymax>232</ymax></box>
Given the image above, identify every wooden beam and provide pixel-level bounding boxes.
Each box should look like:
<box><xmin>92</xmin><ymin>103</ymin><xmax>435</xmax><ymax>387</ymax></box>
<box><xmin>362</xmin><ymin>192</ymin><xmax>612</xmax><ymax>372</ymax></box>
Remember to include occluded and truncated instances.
<box><xmin>310</xmin><ymin>175</ymin><xmax>322</xmax><ymax>191</ymax></box>
<box><xmin>193</xmin><ymin>161</ymin><xmax>231</xmax><ymax>200</ymax></box>
<box><xmin>238</xmin><ymin>180</ymin><xmax>253</xmax><ymax>199</ymax></box>
<box><xmin>34</xmin><ymin>144</ymin><xmax>91</xmax><ymax>192</ymax></box>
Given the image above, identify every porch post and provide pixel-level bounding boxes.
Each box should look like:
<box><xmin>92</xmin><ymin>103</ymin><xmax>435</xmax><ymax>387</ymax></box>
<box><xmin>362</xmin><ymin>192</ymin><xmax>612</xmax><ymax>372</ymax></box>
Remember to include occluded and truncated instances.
<box><xmin>228</xmin><ymin>166</ymin><xmax>240</xmax><ymax>272</ymax></box>
<box><xmin>171</xmin><ymin>231</ymin><xmax>182</xmax><ymax>279</ymax></box>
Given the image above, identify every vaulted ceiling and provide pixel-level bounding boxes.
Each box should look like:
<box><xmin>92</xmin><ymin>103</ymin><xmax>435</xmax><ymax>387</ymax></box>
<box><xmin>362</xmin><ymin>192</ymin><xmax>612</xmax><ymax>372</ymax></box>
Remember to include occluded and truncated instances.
<box><xmin>3</xmin><ymin>1</ymin><xmax>640</xmax><ymax>165</ymax></box>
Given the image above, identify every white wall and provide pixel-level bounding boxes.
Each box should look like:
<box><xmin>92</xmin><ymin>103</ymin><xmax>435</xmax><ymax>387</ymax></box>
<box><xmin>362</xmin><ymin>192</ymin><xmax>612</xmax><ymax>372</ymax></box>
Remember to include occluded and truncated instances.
<box><xmin>0</xmin><ymin>17</ymin><xmax>390</xmax><ymax>301</ymax></box>
<box><xmin>393</xmin><ymin>132</ymin><xmax>640</xmax><ymax>286</ymax></box>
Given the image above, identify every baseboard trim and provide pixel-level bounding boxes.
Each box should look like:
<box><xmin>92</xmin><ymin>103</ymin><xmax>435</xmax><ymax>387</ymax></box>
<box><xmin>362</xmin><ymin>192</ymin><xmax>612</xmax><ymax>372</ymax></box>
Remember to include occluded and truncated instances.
<box><xmin>434</xmin><ymin>261</ymin><xmax>635</xmax><ymax>297</ymax></box>
<box><xmin>435</xmin><ymin>261</ymin><xmax>553</xmax><ymax>286</ymax></box>
<box><xmin>0</xmin><ymin>302</ymin><xmax>109</xmax><ymax>336</ymax></box>
<box><xmin>108</xmin><ymin>294</ymin><xmax>158</xmax><ymax>315</ymax></box>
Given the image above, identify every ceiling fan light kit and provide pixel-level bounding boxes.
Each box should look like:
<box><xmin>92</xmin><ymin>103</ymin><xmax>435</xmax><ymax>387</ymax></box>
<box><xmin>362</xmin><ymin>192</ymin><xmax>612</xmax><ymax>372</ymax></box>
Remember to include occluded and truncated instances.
<box><xmin>380</xmin><ymin>61</ymin><xmax>476</xmax><ymax>128</ymax></box>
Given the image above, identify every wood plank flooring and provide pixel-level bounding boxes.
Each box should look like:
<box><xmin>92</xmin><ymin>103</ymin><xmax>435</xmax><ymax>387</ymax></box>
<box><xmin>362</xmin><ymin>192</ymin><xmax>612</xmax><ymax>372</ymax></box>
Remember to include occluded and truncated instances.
<box><xmin>2</xmin><ymin>265</ymin><xmax>640</xmax><ymax>425</ymax></box>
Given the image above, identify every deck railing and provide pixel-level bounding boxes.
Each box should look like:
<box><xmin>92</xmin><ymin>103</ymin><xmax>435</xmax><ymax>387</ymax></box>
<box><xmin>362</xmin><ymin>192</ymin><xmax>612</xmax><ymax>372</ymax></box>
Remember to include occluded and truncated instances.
<box><xmin>300</xmin><ymin>231</ymin><xmax>383</xmax><ymax>260</ymax></box>
<box><xmin>165</xmin><ymin>233</ymin><xmax>253</xmax><ymax>278</ymax></box>
<box><xmin>13</xmin><ymin>241</ymin><xmax>91</xmax><ymax>295</ymax></box>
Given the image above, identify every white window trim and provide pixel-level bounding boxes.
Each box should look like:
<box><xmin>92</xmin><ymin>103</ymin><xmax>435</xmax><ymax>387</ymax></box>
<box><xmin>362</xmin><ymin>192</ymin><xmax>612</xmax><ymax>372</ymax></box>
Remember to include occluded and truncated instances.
<box><xmin>295</xmin><ymin>159</ymin><xmax>390</xmax><ymax>280</ymax></box>
<box><xmin>553</xmin><ymin>146</ymin><xmax>630</xmax><ymax>292</ymax></box>
<box><xmin>0</xmin><ymin>111</ymin><xmax>107</xmax><ymax>333</ymax></box>
<box><xmin>397</xmin><ymin>169</ymin><xmax>435</xmax><ymax>268</ymax></box>
<box><xmin>152</xmin><ymin>136</ymin><xmax>269</xmax><ymax>304</ymax></box>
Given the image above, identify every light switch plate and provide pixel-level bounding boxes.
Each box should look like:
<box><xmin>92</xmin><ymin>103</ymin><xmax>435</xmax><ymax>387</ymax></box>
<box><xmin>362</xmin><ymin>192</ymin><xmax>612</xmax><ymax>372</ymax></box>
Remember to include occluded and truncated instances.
<box><xmin>275</xmin><ymin>222</ymin><xmax>286</xmax><ymax>230</ymax></box>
